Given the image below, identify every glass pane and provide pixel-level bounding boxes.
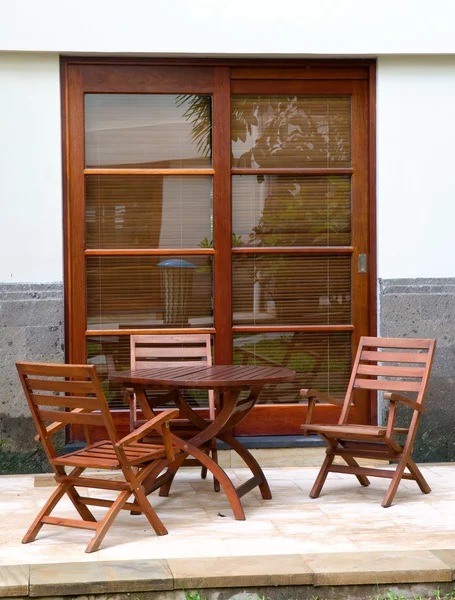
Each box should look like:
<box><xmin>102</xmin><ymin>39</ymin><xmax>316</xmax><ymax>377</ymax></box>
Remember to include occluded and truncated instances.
<box><xmin>85</xmin><ymin>94</ymin><xmax>212</xmax><ymax>168</ymax></box>
<box><xmin>232</xmin><ymin>95</ymin><xmax>351</xmax><ymax>168</ymax></box>
<box><xmin>234</xmin><ymin>332</ymin><xmax>352</xmax><ymax>404</ymax></box>
<box><xmin>232</xmin><ymin>175</ymin><xmax>351</xmax><ymax>247</ymax></box>
<box><xmin>87</xmin><ymin>255</ymin><xmax>213</xmax><ymax>330</ymax></box>
<box><xmin>232</xmin><ymin>254</ymin><xmax>351</xmax><ymax>325</ymax></box>
<box><xmin>86</xmin><ymin>176</ymin><xmax>212</xmax><ymax>249</ymax></box>
<box><xmin>87</xmin><ymin>335</ymin><xmax>211</xmax><ymax>410</ymax></box>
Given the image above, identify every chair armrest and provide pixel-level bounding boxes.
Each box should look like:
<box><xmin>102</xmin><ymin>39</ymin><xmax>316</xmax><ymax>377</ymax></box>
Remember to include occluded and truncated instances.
<box><xmin>383</xmin><ymin>392</ymin><xmax>428</xmax><ymax>414</ymax></box>
<box><xmin>34</xmin><ymin>408</ymin><xmax>89</xmax><ymax>442</ymax></box>
<box><xmin>300</xmin><ymin>389</ymin><xmax>344</xmax><ymax>407</ymax></box>
<box><xmin>116</xmin><ymin>409</ymin><xmax>179</xmax><ymax>449</ymax></box>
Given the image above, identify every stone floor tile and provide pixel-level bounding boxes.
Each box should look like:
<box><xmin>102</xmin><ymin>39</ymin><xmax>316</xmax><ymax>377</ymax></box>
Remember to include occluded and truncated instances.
<box><xmin>168</xmin><ymin>554</ymin><xmax>312</xmax><ymax>588</ymax></box>
<box><xmin>431</xmin><ymin>549</ymin><xmax>455</xmax><ymax>578</ymax></box>
<box><xmin>29</xmin><ymin>559</ymin><xmax>172</xmax><ymax>596</ymax></box>
<box><xmin>302</xmin><ymin>550</ymin><xmax>452</xmax><ymax>585</ymax></box>
<box><xmin>223</xmin><ymin>536</ymin><xmax>303</xmax><ymax>556</ymax></box>
<box><xmin>96</xmin><ymin>537</ymin><xmax>232</xmax><ymax>561</ymax></box>
<box><xmin>0</xmin><ymin>564</ymin><xmax>29</xmax><ymax>596</ymax></box>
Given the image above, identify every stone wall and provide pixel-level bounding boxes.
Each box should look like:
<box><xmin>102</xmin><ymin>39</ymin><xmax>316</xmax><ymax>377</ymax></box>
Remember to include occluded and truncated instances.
<box><xmin>0</xmin><ymin>283</ymin><xmax>64</xmax><ymax>473</ymax></box>
<box><xmin>379</xmin><ymin>278</ymin><xmax>455</xmax><ymax>462</ymax></box>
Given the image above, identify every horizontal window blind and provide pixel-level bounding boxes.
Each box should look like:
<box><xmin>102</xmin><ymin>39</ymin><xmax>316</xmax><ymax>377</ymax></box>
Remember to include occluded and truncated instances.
<box><xmin>232</xmin><ymin>175</ymin><xmax>351</xmax><ymax>247</ymax></box>
<box><xmin>86</xmin><ymin>175</ymin><xmax>212</xmax><ymax>249</ymax></box>
<box><xmin>86</xmin><ymin>255</ymin><xmax>213</xmax><ymax>330</ymax></box>
<box><xmin>233</xmin><ymin>332</ymin><xmax>352</xmax><ymax>404</ymax></box>
<box><xmin>231</xmin><ymin>95</ymin><xmax>351</xmax><ymax>169</ymax></box>
<box><xmin>232</xmin><ymin>254</ymin><xmax>351</xmax><ymax>325</ymax></box>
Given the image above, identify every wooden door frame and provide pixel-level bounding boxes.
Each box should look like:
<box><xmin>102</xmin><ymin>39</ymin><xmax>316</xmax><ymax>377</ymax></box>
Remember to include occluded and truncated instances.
<box><xmin>60</xmin><ymin>57</ymin><xmax>377</xmax><ymax>434</ymax></box>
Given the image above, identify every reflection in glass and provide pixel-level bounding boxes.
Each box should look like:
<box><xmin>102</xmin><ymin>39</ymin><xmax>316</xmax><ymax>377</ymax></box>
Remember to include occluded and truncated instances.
<box><xmin>233</xmin><ymin>331</ymin><xmax>352</xmax><ymax>404</ymax></box>
<box><xmin>86</xmin><ymin>176</ymin><xmax>212</xmax><ymax>249</ymax></box>
<box><xmin>232</xmin><ymin>175</ymin><xmax>351</xmax><ymax>247</ymax></box>
<box><xmin>86</xmin><ymin>255</ymin><xmax>213</xmax><ymax>330</ymax></box>
<box><xmin>85</xmin><ymin>94</ymin><xmax>212</xmax><ymax>168</ymax></box>
<box><xmin>233</xmin><ymin>254</ymin><xmax>351</xmax><ymax>325</ymax></box>
<box><xmin>232</xmin><ymin>95</ymin><xmax>351</xmax><ymax>168</ymax></box>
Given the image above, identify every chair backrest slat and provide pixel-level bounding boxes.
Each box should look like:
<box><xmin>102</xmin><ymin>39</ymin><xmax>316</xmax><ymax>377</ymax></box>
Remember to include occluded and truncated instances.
<box><xmin>356</xmin><ymin>364</ymin><xmax>426</xmax><ymax>378</ymax></box>
<box><xmin>134</xmin><ymin>346</ymin><xmax>210</xmax><ymax>359</ymax></box>
<box><xmin>18</xmin><ymin>363</ymin><xmax>92</xmax><ymax>378</ymax></box>
<box><xmin>26</xmin><ymin>378</ymin><xmax>96</xmax><ymax>395</ymax></box>
<box><xmin>130</xmin><ymin>333</ymin><xmax>215</xmax><ymax>419</ymax></box>
<box><xmin>339</xmin><ymin>336</ymin><xmax>436</xmax><ymax>425</ymax></box>
<box><xmin>353</xmin><ymin>378</ymin><xmax>422</xmax><ymax>392</ymax></box>
<box><xmin>135</xmin><ymin>360</ymin><xmax>208</xmax><ymax>369</ymax></box>
<box><xmin>360</xmin><ymin>336</ymin><xmax>434</xmax><ymax>349</ymax></box>
<box><xmin>30</xmin><ymin>394</ymin><xmax>99</xmax><ymax>410</ymax></box>
<box><xmin>360</xmin><ymin>350</ymin><xmax>430</xmax><ymax>364</ymax></box>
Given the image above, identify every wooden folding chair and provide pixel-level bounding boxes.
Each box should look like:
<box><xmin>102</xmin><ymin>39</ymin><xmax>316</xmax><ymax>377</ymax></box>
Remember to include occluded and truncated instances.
<box><xmin>300</xmin><ymin>336</ymin><xmax>436</xmax><ymax>507</ymax></box>
<box><xmin>16</xmin><ymin>361</ymin><xmax>178</xmax><ymax>553</ymax></box>
<box><xmin>125</xmin><ymin>334</ymin><xmax>219</xmax><ymax>490</ymax></box>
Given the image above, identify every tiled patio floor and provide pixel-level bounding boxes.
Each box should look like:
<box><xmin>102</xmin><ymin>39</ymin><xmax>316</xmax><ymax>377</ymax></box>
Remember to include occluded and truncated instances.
<box><xmin>1</xmin><ymin>449</ymin><xmax>455</xmax><ymax>566</ymax></box>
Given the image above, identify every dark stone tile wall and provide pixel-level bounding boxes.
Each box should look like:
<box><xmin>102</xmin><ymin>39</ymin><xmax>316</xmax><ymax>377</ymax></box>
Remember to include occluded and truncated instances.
<box><xmin>0</xmin><ymin>283</ymin><xmax>64</xmax><ymax>473</ymax></box>
<box><xmin>379</xmin><ymin>278</ymin><xmax>455</xmax><ymax>462</ymax></box>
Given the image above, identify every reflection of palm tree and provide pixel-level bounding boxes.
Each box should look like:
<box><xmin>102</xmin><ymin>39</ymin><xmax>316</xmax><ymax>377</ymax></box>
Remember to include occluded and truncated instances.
<box><xmin>176</xmin><ymin>95</ymin><xmax>212</xmax><ymax>158</ymax></box>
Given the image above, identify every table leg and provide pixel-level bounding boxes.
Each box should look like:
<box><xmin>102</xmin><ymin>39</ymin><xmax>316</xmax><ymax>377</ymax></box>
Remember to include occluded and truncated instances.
<box><xmin>170</xmin><ymin>435</ymin><xmax>246</xmax><ymax>521</ymax></box>
<box><xmin>218</xmin><ymin>432</ymin><xmax>272</xmax><ymax>500</ymax></box>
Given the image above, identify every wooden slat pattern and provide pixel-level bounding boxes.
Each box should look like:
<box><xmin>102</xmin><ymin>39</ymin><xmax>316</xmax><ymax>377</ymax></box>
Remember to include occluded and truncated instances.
<box><xmin>356</xmin><ymin>364</ymin><xmax>425</xmax><ymax>378</ymax></box>
<box><xmin>361</xmin><ymin>350</ymin><xmax>430</xmax><ymax>363</ymax></box>
<box><xmin>26</xmin><ymin>379</ymin><xmax>96</xmax><ymax>394</ymax></box>
<box><xmin>30</xmin><ymin>394</ymin><xmax>99</xmax><ymax>410</ymax></box>
<box><xmin>353</xmin><ymin>379</ymin><xmax>422</xmax><ymax>392</ymax></box>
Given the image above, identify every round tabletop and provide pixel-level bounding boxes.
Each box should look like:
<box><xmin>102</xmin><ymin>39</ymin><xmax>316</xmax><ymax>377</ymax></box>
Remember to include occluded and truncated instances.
<box><xmin>109</xmin><ymin>364</ymin><xmax>296</xmax><ymax>389</ymax></box>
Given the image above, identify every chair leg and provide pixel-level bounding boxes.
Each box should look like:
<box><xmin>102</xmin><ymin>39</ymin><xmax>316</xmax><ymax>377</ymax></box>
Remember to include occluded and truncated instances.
<box><xmin>342</xmin><ymin>455</ymin><xmax>371</xmax><ymax>487</ymax></box>
<box><xmin>382</xmin><ymin>461</ymin><xmax>407</xmax><ymax>508</ymax></box>
<box><xmin>406</xmin><ymin>457</ymin><xmax>431</xmax><ymax>494</ymax></box>
<box><xmin>66</xmin><ymin>486</ymin><xmax>98</xmax><ymax>522</ymax></box>
<box><xmin>85</xmin><ymin>490</ymin><xmax>131</xmax><ymax>553</ymax></box>
<box><xmin>22</xmin><ymin>483</ymin><xmax>69</xmax><ymax>544</ymax></box>
<box><xmin>133</xmin><ymin>486</ymin><xmax>168</xmax><ymax>536</ymax></box>
<box><xmin>310</xmin><ymin>452</ymin><xmax>335</xmax><ymax>499</ymax></box>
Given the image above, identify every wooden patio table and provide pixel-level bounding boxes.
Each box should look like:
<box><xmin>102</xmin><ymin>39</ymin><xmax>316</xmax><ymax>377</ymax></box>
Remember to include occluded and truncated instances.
<box><xmin>109</xmin><ymin>364</ymin><xmax>296</xmax><ymax>520</ymax></box>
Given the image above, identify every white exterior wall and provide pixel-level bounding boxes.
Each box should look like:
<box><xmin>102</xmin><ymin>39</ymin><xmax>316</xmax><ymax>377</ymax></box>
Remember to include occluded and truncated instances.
<box><xmin>1</xmin><ymin>0</ymin><xmax>455</xmax><ymax>282</ymax></box>
<box><xmin>0</xmin><ymin>53</ymin><xmax>62</xmax><ymax>283</ymax></box>
<box><xmin>377</xmin><ymin>56</ymin><xmax>455</xmax><ymax>279</ymax></box>
<box><xmin>0</xmin><ymin>0</ymin><xmax>454</xmax><ymax>55</ymax></box>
